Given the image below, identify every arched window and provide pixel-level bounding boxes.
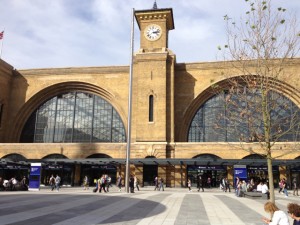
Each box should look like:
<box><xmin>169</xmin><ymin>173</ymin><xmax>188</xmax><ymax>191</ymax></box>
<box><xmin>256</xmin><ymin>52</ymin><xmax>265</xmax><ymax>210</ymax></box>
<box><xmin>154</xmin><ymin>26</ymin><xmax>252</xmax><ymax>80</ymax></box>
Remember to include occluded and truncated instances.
<box><xmin>188</xmin><ymin>90</ymin><xmax>300</xmax><ymax>142</ymax></box>
<box><xmin>21</xmin><ymin>92</ymin><xmax>126</xmax><ymax>143</ymax></box>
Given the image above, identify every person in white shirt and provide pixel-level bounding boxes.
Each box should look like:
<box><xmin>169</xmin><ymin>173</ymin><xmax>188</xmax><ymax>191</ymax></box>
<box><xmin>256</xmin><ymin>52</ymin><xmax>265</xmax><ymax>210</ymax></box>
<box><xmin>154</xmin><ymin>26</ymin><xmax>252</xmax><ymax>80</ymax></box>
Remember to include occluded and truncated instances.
<box><xmin>256</xmin><ymin>182</ymin><xmax>262</xmax><ymax>192</ymax></box>
<box><xmin>262</xmin><ymin>201</ymin><xmax>289</xmax><ymax>225</ymax></box>
<box><xmin>261</xmin><ymin>182</ymin><xmax>270</xmax><ymax>199</ymax></box>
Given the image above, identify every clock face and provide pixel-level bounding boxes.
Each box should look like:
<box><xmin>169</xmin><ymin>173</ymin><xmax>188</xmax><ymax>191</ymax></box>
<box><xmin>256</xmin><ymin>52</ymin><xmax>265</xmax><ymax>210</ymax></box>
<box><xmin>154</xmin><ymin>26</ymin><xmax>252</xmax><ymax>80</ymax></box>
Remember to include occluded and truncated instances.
<box><xmin>144</xmin><ymin>24</ymin><xmax>162</xmax><ymax>41</ymax></box>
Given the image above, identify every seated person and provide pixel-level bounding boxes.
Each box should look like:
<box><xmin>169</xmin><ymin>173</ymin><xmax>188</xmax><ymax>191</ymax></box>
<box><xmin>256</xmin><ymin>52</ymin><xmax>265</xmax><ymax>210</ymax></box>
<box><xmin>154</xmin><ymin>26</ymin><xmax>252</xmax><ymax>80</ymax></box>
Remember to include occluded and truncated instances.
<box><xmin>261</xmin><ymin>182</ymin><xmax>270</xmax><ymax>199</ymax></box>
<box><xmin>256</xmin><ymin>182</ymin><xmax>262</xmax><ymax>192</ymax></box>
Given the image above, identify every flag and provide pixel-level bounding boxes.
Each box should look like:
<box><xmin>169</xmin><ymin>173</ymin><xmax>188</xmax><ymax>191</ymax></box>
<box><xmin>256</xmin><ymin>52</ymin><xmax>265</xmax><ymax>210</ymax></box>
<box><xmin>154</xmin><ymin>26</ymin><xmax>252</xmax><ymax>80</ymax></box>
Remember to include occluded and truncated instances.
<box><xmin>0</xmin><ymin>31</ymin><xmax>4</xmax><ymax>40</ymax></box>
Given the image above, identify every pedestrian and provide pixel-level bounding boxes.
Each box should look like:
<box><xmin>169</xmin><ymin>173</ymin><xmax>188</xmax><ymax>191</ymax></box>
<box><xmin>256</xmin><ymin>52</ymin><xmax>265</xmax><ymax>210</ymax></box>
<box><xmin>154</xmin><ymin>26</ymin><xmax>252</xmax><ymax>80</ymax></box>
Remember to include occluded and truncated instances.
<box><xmin>236</xmin><ymin>180</ymin><xmax>243</xmax><ymax>197</ymax></box>
<box><xmin>83</xmin><ymin>175</ymin><xmax>89</xmax><ymax>190</ymax></box>
<box><xmin>261</xmin><ymin>201</ymin><xmax>289</xmax><ymax>225</ymax></box>
<box><xmin>225</xmin><ymin>178</ymin><xmax>231</xmax><ymax>192</ymax></box>
<box><xmin>221</xmin><ymin>177</ymin><xmax>227</xmax><ymax>192</ymax></box>
<box><xmin>287</xmin><ymin>203</ymin><xmax>300</xmax><ymax>225</ymax></box>
<box><xmin>129</xmin><ymin>175</ymin><xmax>134</xmax><ymax>193</ymax></box>
<box><xmin>154</xmin><ymin>176</ymin><xmax>158</xmax><ymax>191</ymax></box>
<box><xmin>0</xmin><ymin>177</ymin><xmax>3</xmax><ymax>191</ymax></box>
<box><xmin>282</xmin><ymin>178</ymin><xmax>288</xmax><ymax>197</ymax></box>
<box><xmin>55</xmin><ymin>174</ymin><xmax>61</xmax><ymax>192</ymax></box>
<box><xmin>207</xmin><ymin>177</ymin><xmax>211</xmax><ymax>188</ymax></box>
<box><xmin>106</xmin><ymin>175</ymin><xmax>111</xmax><ymax>192</ymax></box>
<box><xmin>187</xmin><ymin>179</ymin><xmax>192</xmax><ymax>192</ymax></box>
<box><xmin>116</xmin><ymin>175</ymin><xmax>122</xmax><ymax>192</ymax></box>
<box><xmin>21</xmin><ymin>176</ymin><xmax>28</xmax><ymax>190</ymax></box>
<box><xmin>197</xmin><ymin>175</ymin><xmax>204</xmax><ymax>192</ymax></box>
<box><xmin>134</xmin><ymin>175</ymin><xmax>140</xmax><ymax>191</ymax></box>
<box><xmin>292</xmin><ymin>177</ymin><xmax>299</xmax><ymax>196</ymax></box>
<box><xmin>158</xmin><ymin>177</ymin><xmax>164</xmax><ymax>191</ymax></box>
<box><xmin>278</xmin><ymin>178</ymin><xmax>284</xmax><ymax>194</ymax></box>
<box><xmin>98</xmin><ymin>175</ymin><xmax>106</xmax><ymax>193</ymax></box>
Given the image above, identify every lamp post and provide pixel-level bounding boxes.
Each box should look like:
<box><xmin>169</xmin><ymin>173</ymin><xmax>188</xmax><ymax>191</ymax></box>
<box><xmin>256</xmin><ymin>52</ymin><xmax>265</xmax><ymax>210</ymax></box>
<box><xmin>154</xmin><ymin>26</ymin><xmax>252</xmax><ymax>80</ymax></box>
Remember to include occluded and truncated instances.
<box><xmin>125</xmin><ymin>8</ymin><xmax>135</xmax><ymax>193</ymax></box>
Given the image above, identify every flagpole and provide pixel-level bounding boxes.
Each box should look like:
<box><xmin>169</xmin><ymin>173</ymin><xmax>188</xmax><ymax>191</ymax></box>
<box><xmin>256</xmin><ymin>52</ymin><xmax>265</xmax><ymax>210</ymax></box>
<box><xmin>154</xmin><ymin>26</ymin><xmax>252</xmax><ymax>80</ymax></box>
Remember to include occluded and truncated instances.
<box><xmin>125</xmin><ymin>8</ymin><xmax>135</xmax><ymax>193</ymax></box>
<box><xmin>0</xmin><ymin>29</ymin><xmax>4</xmax><ymax>59</ymax></box>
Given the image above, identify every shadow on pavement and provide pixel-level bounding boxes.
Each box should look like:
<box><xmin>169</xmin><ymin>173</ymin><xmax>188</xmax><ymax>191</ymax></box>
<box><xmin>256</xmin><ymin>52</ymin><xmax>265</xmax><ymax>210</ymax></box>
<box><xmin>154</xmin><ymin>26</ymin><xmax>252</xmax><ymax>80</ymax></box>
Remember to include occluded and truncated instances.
<box><xmin>0</xmin><ymin>193</ymin><xmax>167</xmax><ymax>225</ymax></box>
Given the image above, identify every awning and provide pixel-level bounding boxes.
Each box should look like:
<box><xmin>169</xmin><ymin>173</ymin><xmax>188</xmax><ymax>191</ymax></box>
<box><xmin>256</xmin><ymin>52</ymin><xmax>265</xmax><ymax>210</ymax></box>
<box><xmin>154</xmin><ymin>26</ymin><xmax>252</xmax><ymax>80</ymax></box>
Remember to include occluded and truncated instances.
<box><xmin>2</xmin><ymin>158</ymin><xmax>299</xmax><ymax>168</ymax></box>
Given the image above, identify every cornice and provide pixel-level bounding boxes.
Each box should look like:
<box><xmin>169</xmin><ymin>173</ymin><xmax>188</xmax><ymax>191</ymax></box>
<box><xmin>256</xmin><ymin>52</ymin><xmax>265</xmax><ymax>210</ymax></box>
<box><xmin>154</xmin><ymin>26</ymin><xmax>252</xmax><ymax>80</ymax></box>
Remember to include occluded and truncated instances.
<box><xmin>135</xmin><ymin>8</ymin><xmax>174</xmax><ymax>30</ymax></box>
<box><xmin>175</xmin><ymin>58</ymin><xmax>300</xmax><ymax>71</ymax></box>
<box><xmin>17</xmin><ymin>66</ymin><xmax>130</xmax><ymax>76</ymax></box>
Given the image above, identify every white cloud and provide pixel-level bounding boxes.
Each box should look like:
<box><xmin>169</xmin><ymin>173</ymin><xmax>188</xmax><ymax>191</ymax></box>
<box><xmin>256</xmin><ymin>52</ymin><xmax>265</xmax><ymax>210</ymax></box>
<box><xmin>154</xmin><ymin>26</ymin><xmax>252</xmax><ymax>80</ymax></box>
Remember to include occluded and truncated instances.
<box><xmin>0</xmin><ymin>0</ymin><xmax>299</xmax><ymax>69</ymax></box>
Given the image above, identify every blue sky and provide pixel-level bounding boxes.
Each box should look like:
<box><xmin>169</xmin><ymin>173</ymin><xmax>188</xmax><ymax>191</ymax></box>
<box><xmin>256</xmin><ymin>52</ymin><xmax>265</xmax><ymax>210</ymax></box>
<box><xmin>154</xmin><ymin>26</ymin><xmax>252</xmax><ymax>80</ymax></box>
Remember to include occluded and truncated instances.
<box><xmin>0</xmin><ymin>0</ymin><xmax>299</xmax><ymax>69</ymax></box>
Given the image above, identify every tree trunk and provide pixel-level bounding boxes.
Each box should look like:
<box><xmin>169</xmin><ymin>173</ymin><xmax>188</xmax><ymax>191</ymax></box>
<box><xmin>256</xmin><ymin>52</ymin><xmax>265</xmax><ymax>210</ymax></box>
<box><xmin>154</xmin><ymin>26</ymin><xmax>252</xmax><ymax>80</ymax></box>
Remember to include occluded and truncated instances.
<box><xmin>267</xmin><ymin>156</ymin><xmax>275</xmax><ymax>203</ymax></box>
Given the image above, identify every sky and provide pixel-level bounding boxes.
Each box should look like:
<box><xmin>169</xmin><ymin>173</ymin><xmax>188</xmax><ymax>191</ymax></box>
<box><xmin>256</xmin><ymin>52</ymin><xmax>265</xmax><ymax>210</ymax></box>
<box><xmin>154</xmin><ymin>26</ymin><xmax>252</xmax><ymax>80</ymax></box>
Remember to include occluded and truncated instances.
<box><xmin>0</xmin><ymin>0</ymin><xmax>299</xmax><ymax>70</ymax></box>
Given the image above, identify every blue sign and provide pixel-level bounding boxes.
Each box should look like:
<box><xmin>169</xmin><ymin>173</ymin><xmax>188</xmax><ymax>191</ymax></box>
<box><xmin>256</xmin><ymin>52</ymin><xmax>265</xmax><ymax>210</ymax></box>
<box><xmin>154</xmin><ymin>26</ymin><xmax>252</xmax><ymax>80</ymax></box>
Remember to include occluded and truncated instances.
<box><xmin>234</xmin><ymin>165</ymin><xmax>247</xmax><ymax>187</ymax></box>
<box><xmin>29</xmin><ymin>163</ymin><xmax>41</xmax><ymax>191</ymax></box>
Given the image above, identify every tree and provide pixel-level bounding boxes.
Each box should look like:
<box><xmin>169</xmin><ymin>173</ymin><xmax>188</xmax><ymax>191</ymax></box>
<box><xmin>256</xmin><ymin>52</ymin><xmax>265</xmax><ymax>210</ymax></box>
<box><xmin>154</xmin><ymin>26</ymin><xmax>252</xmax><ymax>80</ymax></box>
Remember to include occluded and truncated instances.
<box><xmin>215</xmin><ymin>0</ymin><xmax>300</xmax><ymax>203</ymax></box>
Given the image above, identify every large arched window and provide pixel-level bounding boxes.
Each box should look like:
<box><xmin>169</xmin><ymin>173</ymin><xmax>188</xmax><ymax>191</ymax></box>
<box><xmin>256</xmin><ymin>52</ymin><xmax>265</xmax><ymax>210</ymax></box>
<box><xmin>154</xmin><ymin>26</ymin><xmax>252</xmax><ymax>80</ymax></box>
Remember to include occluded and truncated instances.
<box><xmin>21</xmin><ymin>92</ymin><xmax>126</xmax><ymax>143</ymax></box>
<box><xmin>188</xmin><ymin>90</ymin><xmax>300</xmax><ymax>142</ymax></box>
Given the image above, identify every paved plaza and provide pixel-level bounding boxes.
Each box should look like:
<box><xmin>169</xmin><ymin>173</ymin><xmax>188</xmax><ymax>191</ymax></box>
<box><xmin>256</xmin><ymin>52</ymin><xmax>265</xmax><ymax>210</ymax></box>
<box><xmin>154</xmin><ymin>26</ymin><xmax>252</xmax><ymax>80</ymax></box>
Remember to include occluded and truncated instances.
<box><xmin>0</xmin><ymin>186</ymin><xmax>299</xmax><ymax>225</ymax></box>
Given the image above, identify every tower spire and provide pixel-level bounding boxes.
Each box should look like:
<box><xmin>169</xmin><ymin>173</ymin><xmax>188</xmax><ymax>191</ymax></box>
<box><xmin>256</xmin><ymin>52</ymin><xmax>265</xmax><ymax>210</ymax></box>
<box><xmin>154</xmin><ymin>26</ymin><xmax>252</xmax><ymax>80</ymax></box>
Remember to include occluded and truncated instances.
<box><xmin>153</xmin><ymin>0</ymin><xmax>158</xmax><ymax>9</ymax></box>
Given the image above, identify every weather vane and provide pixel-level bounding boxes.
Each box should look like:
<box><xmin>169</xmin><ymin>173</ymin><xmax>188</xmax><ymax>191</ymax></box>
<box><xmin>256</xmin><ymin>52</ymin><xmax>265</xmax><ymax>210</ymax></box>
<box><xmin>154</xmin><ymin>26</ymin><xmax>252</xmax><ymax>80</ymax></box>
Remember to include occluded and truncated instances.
<box><xmin>153</xmin><ymin>0</ymin><xmax>158</xmax><ymax>9</ymax></box>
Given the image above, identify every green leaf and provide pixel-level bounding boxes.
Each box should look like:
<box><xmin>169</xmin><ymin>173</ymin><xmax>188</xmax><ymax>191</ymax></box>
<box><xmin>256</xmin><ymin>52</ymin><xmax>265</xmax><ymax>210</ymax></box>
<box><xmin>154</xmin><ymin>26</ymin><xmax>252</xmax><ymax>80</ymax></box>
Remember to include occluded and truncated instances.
<box><xmin>217</xmin><ymin>46</ymin><xmax>222</xmax><ymax>50</ymax></box>
<box><xmin>251</xmin><ymin>25</ymin><xmax>256</xmax><ymax>29</ymax></box>
<box><xmin>282</xmin><ymin>8</ymin><xmax>286</xmax><ymax>12</ymax></box>
<box><xmin>271</xmin><ymin>37</ymin><xmax>276</xmax><ymax>41</ymax></box>
<box><xmin>278</xmin><ymin>7</ymin><xmax>282</xmax><ymax>11</ymax></box>
<box><xmin>263</xmin><ymin>6</ymin><xmax>267</xmax><ymax>10</ymax></box>
<box><xmin>252</xmin><ymin>46</ymin><xmax>257</xmax><ymax>50</ymax></box>
<box><xmin>262</xmin><ymin>1</ymin><xmax>266</xmax><ymax>4</ymax></box>
<box><xmin>280</xmin><ymin>19</ymin><xmax>285</xmax><ymax>24</ymax></box>
<box><xmin>224</xmin><ymin>45</ymin><xmax>228</xmax><ymax>48</ymax></box>
<box><xmin>251</xmin><ymin>7</ymin><xmax>255</xmax><ymax>11</ymax></box>
<box><xmin>246</xmin><ymin>11</ymin><xmax>250</xmax><ymax>14</ymax></box>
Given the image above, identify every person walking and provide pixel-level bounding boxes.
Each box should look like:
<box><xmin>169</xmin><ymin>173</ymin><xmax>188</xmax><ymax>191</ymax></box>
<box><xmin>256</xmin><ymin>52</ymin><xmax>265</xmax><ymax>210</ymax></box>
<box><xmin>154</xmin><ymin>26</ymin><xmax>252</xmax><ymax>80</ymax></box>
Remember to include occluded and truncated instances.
<box><xmin>207</xmin><ymin>177</ymin><xmax>211</xmax><ymax>188</ymax></box>
<box><xmin>158</xmin><ymin>177</ymin><xmax>164</xmax><ymax>191</ymax></box>
<box><xmin>55</xmin><ymin>174</ymin><xmax>61</xmax><ymax>192</ymax></box>
<box><xmin>292</xmin><ymin>177</ymin><xmax>299</xmax><ymax>196</ymax></box>
<box><xmin>116</xmin><ymin>175</ymin><xmax>122</xmax><ymax>192</ymax></box>
<box><xmin>154</xmin><ymin>176</ymin><xmax>159</xmax><ymax>191</ymax></box>
<box><xmin>98</xmin><ymin>175</ymin><xmax>106</xmax><ymax>193</ymax></box>
<box><xmin>134</xmin><ymin>175</ymin><xmax>140</xmax><ymax>191</ymax></box>
<box><xmin>129</xmin><ymin>175</ymin><xmax>134</xmax><ymax>193</ymax></box>
<box><xmin>83</xmin><ymin>176</ymin><xmax>89</xmax><ymax>190</ymax></box>
<box><xmin>278</xmin><ymin>178</ymin><xmax>284</xmax><ymax>194</ymax></box>
<box><xmin>197</xmin><ymin>175</ymin><xmax>204</xmax><ymax>192</ymax></box>
<box><xmin>49</xmin><ymin>174</ymin><xmax>55</xmax><ymax>191</ymax></box>
<box><xmin>106</xmin><ymin>175</ymin><xmax>112</xmax><ymax>192</ymax></box>
<box><xmin>225</xmin><ymin>178</ymin><xmax>231</xmax><ymax>192</ymax></box>
<box><xmin>282</xmin><ymin>178</ymin><xmax>289</xmax><ymax>197</ymax></box>
<box><xmin>187</xmin><ymin>179</ymin><xmax>192</xmax><ymax>192</ymax></box>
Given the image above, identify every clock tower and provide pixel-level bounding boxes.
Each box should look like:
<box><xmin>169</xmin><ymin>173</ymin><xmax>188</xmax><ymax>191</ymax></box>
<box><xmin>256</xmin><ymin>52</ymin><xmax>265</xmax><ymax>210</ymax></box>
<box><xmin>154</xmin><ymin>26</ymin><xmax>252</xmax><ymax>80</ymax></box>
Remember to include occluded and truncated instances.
<box><xmin>135</xmin><ymin>4</ymin><xmax>174</xmax><ymax>52</ymax></box>
<box><xmin>132</xmin><ymin>3</ymin><xmax>175</xmax><ymax>147</ymax></box>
